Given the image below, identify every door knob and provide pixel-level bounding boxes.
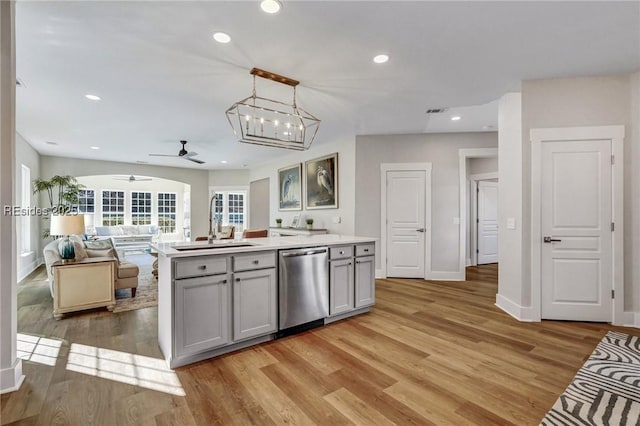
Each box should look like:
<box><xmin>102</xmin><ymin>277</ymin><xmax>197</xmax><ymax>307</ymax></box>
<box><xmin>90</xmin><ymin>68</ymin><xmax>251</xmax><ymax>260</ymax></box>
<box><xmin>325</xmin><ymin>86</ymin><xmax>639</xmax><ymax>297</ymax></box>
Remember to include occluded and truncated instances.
<box><xmin>416</xmin><ymin>228</ymin><xmax>426</xmax><ymax>233</ymax></box>
<box><xmin>543</xmin><ymin>236</ymin><xmax>562</xmax><ymax>243</ymax></box>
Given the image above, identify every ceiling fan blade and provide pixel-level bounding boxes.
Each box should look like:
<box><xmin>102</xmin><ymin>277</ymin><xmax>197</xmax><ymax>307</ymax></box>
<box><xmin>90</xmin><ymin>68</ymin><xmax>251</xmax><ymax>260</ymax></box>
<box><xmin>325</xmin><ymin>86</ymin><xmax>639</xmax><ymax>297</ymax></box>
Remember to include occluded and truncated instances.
<box><xmin>136</xmin><ymin>178</ymin><xmax>153</xmax><ymax>181</ymax></box>
<box><xmin>184</xmin><ymin>151</ymin><xmax>198</xmax><ymax>157</ymax></box>
<box><xmin>186</xmin><ymin>157</ymin><xmax>205</xmax><ymax>164</ymax></box>
<box><xmin>113</xmin><ymin>178</ymin><xmax>130</xmax><ymax>181</ymax></box>
<box><xmin>149</xmin><ymin>153</ymin><xmax>179</xmax><ymax>157</ymax></box>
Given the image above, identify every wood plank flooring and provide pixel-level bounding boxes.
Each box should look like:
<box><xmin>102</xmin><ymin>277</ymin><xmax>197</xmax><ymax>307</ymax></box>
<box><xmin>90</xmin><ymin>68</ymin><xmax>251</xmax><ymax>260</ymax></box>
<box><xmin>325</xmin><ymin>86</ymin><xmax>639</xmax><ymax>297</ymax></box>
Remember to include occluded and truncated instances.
<box><xmin>3</xmin><ymin>263</ymin><xmax>639</xmax><ymax>425</ymax></box>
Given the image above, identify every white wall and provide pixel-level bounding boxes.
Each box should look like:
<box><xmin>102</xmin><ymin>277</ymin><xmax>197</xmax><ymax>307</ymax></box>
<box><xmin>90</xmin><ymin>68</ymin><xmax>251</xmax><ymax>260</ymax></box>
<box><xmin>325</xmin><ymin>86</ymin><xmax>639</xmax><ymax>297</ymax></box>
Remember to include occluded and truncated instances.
<box><xmin>355</xmin><ymin>132</ymin><xmax>498</xmax><ymax>273</ymax></box>
<box><xmin>249</xmin><ymin>138</ymin><xmax>356</xmax><ymax>235</ymax></box>
<box><xmin>468</xmin><ymin>157</ymin><xmax>498</xmax><ymax>175</ymax></box>
<box><xmin>76</xmin><ymin>175</ymin><xmax>189</xmax><ymax>241</ymax></box>
<box><xmin>15</xmin><ymin>133</ymin><xmax>40</xmax><ymax>281</ymax></box>
<box><xmin>497</xmin><ymin>92</ymin><xmax>525</xmax><ymax>316</ymax></box>
<box><xmin>632</xmin><ymin>71</ymin><xmax>640</xmax><ymax>320</ymax></box>
<box><xmin>209</xmin><ymin>169</ymin><xmax>249</xmax><ymax>187</ymax></box>
<box><xmin>40</xmin><ymin>156</ymin><xmax>210</xmax><ymax>241</ymax></box>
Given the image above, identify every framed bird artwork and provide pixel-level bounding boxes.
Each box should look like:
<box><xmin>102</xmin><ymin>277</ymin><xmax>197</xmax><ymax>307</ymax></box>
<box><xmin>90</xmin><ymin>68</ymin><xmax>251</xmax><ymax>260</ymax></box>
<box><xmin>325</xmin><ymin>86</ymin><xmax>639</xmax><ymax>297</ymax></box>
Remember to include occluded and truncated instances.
<box><xmin>305</xmin><ymin>153</ymin><xmax>338</xmax><ymax>209</ymax></box>
<box><xmin>278</xmin><ymin>163</ymin><xmax>302</xmax><ymax>211</ymax></box>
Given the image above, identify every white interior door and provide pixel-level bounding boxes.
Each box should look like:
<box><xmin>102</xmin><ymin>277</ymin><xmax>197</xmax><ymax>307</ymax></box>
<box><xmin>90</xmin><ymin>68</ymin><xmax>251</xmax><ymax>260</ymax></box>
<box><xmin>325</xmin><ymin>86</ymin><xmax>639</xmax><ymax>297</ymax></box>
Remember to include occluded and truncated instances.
<box><xmin>541</xmin><ymin>139</ymin><xmax>612</xmax><ymax>321</ymax></box>
<box><xmin>386</xmin><ymin>170</ymin><xmax>426</xmax><ymax>278</ymax></box>
<box><xmin>477</xmin><ymin>181</ymin><xmax>498</xmax><ymax>264</ymax></box>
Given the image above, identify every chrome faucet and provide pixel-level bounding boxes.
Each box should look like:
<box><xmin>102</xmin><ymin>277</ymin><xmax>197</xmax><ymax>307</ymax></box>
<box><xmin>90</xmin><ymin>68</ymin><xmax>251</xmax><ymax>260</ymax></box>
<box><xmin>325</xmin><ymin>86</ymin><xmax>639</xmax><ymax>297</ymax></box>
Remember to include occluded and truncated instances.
<box><xmin>208</xmin><ymin>194</ymin><xmax>216</xmax><ymax>243</ymax></box>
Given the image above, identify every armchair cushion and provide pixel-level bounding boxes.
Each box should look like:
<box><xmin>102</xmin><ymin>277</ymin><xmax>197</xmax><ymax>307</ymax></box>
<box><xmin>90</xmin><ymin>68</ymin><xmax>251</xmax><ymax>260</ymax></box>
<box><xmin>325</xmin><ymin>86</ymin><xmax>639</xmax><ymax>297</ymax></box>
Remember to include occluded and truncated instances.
<box><xmin>118</xmin><ymin>262</ymin><xmax>139</xmax><ymax>279</ymax></box>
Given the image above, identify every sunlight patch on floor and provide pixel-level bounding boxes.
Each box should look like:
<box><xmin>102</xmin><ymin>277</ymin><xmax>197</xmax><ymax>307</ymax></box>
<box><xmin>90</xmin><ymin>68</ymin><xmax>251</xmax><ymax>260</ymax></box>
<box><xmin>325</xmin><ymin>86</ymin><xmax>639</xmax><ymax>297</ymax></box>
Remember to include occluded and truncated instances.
<box><xmin>66</xmin><ymin>343</ymin><xmax>186</xmax><ymax>396</ymax></box>
<box><xmin>17</xmin><ymin>333</ymin><xmax>62</xmax><ymax>366</ymax></box>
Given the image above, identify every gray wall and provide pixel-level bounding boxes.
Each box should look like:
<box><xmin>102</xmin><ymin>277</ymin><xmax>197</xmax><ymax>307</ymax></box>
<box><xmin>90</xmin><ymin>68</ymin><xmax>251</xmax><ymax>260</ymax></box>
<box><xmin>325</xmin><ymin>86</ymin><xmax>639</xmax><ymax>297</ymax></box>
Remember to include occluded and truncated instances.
<box><xmin>355</xmin><ymin>132</ymin><xmax>498</xmax><ymax>272</ymax></box>
<box><xmin>209</xmin><ymin>169</ymin><xmax>250</xmax><ymax>187</ymax></box>
<box><xmin>249</xmin><ymin>178</ymin><xmax>270</xmax><ymax>230</ymax></box>
<box><xmin>40</xmin><ymin>156</ymin><xmax>210</xmax><ymax>241</ymax></box>
<box><xmin>468</xmin><ymin>157</ymin><xmax>498</xmax><ymax>175</ymax></box>
<box><xmin>15</xmin><ymin>133</ymin><xmax>40</xmax><ymax>280</ymax></box>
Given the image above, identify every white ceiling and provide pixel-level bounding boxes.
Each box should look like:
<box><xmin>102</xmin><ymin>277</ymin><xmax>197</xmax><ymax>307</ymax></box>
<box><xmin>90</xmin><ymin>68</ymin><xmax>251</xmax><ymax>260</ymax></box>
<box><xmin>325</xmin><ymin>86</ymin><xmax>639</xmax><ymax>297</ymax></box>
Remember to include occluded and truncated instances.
<box><xmin>15</xmin><ymin>1</ymin><xmax>640</xmax><ymax>169</ymax></box>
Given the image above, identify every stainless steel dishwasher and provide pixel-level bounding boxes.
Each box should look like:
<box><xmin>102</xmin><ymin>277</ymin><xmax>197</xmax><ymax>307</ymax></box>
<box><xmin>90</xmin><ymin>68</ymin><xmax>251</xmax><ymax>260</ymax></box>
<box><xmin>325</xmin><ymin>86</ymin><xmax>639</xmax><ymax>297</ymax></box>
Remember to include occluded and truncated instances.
<box><xmin>278</xmin><ymin>247</ymin><xmax>329</xmax><ymax>332</ymax></box>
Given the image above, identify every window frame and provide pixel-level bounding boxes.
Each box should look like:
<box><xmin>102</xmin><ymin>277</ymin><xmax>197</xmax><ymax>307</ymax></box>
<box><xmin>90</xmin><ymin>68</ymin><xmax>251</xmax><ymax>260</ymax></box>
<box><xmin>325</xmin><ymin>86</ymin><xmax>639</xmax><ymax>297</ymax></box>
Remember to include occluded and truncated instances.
<box><xmin>157</xmin><ymin>192</ymin><xmax>177</xmax><ymax>234</ymax></box>
<box><xmin>130</xmin><ymin>191</ymin><xmax>153</xmax><ymax>225</ymax></box>
<box><xmin>101</xmin><ymin>189</ymin><xmax>125</xmax><ymax>226</ymax></box>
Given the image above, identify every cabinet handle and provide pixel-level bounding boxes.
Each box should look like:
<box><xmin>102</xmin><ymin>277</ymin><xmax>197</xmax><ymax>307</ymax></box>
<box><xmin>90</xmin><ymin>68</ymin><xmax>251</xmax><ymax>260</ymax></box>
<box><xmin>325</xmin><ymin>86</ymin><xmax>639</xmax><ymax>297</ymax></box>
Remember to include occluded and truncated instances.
<box><xmin>252</xmin><ymin>260</ymin><xmax>259</xmax><ymax>265</ymax></box>
<box><xmin>220</xmin><ymin>279</ymin><xmax>227</xmax><ymax>284</ymax></box>
<box><xmin>356</xmin><ymin>261</ymin><xmax>360</xmax><ymax>264</ymax></box>
<box><xmin>339</xmin><ymin>250</ymin><xmax>344</xmax><ymax>255</ymax></box>
<box><xmin>363</xmin><ymin>248</ymin><xmax>369</xmax><ymax>252</ymax></box>
<box><xmin>236</xmin><ymin>278</ymin><xmax>241</xmax><ymax>282</ymax></box>
<box><xmin>198</xmin><ymin>265</ymin><xmax>207</xmax><ymax>270</ymax></box>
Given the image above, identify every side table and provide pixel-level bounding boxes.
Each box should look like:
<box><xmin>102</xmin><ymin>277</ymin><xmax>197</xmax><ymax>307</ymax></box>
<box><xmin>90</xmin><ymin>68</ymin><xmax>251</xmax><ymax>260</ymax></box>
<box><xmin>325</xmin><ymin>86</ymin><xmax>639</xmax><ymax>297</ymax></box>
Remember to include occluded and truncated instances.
<box><xmin>51</xmin><ymin>256</ymin><xmax>116</xmax><ymax>319</ymax></box>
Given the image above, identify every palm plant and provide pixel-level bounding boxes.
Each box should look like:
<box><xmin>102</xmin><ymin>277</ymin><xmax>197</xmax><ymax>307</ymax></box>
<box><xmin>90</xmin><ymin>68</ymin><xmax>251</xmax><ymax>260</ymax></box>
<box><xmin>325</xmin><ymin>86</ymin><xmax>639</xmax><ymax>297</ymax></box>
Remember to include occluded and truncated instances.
<box><xmin>33</xmin><ymin>175</ymin><xmax>85</xmax><ymax>238</ymax></box>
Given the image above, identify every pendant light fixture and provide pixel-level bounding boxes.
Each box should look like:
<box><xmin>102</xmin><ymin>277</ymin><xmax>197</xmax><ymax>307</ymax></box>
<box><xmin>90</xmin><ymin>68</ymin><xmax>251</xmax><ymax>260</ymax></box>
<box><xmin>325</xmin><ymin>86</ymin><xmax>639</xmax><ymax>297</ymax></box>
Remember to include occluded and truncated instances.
<box><xmin>225</xmin><ymin>68</ymin><xmax>320</xmax><ymax>151</ymax></box>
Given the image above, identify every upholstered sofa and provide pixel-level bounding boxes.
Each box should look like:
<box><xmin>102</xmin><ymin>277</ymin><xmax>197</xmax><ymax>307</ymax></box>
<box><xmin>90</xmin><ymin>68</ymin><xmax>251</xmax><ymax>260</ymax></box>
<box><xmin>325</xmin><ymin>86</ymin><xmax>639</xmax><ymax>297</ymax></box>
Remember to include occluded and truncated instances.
<box><xmin>43</xmin><ymin>236</ymin><xmax>139</xmax><ymax>298</ymax></box>
<box><xmin>94</xmin><ymin>225</ymin><xmax>158</xmax><ymax>251</ymax></box>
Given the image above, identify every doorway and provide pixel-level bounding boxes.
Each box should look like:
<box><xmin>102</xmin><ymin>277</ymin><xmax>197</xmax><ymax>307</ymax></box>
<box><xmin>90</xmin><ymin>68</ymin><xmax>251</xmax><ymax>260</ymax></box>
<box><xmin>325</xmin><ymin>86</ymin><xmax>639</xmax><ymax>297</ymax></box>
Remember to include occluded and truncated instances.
<box><xmin>531</xmin><ymin>126</ymin><xmax>624</xmax><ymax>323</ymax></box>
<box><xmin>380</xmin><ymin>163</ymin><xmax>432</xmax><ymax>279</ymax></box>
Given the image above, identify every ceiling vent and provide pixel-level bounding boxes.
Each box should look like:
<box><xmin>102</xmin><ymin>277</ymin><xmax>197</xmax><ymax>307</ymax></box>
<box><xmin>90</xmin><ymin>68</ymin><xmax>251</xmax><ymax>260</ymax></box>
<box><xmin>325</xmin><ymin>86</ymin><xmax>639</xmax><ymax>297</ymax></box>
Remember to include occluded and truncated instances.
<box><xmin>425</xmin><ymin>108</ymin><xmax>448</xmax><ymax>114</ymax></box>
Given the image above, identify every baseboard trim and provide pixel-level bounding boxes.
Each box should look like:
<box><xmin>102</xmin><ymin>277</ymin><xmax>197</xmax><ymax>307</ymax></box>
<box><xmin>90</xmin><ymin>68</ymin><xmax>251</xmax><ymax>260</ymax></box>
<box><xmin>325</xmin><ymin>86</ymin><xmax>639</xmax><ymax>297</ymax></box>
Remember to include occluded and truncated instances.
<box><xmin>465</xmin><ymin>257</ymin><xmax>471</xmax><ymax>267</ymax></box>
<box><xmin>495</xmin><ymin>294</ymin><xmax>539</xmax><ymax>322</ymax></box>
<box><xmin>375</xmin><ymin>269</ymin><xmax>384</xmax><ymax>279</ymax></box>
<box><xmin>0</xmin><ymin>359</ymin><xmax>24</xmax><ymax>394</ymax></box>
<box><xmin>429</xmin><ymin>271</ymin><xmax>464</xmax><ymax>281</ymax></box>
<box><xmin>17</xmin><ymin>258</ymin><xmax>40</xmax><ymax>283</ymax></box>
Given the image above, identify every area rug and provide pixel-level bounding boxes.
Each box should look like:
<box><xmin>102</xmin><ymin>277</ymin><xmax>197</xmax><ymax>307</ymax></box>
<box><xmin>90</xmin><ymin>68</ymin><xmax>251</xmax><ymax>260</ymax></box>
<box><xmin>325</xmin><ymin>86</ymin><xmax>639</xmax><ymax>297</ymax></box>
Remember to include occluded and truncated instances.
<box><xmin>113</xmin><ymin>253</ymin><xmax>157</xmax><ymax>313</ymax></box>
<box><xmin>541</xmin><ymin>331</ymin><xmax>640</xmax><ymax>425</ymax></box>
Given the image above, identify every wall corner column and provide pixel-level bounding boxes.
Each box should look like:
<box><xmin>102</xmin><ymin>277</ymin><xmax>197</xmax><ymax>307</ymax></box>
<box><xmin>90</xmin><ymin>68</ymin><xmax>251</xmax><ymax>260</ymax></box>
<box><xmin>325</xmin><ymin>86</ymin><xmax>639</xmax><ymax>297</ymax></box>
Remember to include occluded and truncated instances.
<box><xmin>0</xmin><ymin>0</ymin><xmax>24</xmax><ymax>394</ymax></box>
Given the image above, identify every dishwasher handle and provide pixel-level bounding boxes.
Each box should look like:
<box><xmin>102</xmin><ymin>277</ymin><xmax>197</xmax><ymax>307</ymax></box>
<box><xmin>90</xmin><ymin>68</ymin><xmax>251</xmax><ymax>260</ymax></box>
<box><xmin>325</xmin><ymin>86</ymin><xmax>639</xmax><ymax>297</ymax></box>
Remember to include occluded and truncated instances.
<box><xmin>281</xmin><ymin>248</ymin><xmax>328</xmax><ymax>258</ymax></box>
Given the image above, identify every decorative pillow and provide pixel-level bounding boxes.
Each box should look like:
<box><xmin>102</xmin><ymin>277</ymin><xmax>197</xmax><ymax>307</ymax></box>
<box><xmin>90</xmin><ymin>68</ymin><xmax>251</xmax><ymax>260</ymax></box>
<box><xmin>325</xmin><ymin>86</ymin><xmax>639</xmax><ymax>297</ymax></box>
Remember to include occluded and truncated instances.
<box><xmin>84</xmin><ymin>239</ymin><xmax>113</xmax><ymax>250</ymax></box>
<box><xmin>85</xmin><ymin>247</ymin><xmax>118</xmax><ymax>261</ymax></box>
<box><xmin>95</xmin><ymin>226</ymin><xmax>110</xmax><ymax>236</ymax></box>
<box><xmin>122</xmin><ymin>225</ymin><xmax>138</xmax><ymax>235</ymax></box>
<box><xmin>110</xmin><ymin>226</ymin><xmax>124</xmax><ymax>236</ymax></box>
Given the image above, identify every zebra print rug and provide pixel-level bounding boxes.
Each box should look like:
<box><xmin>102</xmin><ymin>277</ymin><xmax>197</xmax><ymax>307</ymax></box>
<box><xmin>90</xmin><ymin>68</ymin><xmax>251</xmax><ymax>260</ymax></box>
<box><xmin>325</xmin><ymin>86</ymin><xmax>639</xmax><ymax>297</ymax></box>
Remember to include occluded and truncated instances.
<box><xmin>541</xmin><ymin>331</ymin><xmax>640</xmax><ymax>425</ymax></box>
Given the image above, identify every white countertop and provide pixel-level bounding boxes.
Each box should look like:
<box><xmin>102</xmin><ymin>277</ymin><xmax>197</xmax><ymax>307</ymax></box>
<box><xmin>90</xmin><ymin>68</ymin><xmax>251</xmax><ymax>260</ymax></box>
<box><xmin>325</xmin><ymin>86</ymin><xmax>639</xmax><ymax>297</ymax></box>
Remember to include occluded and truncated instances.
<box><xmin>152</xmin><ymin>234</ymin><xmax>377</xmax><ymax>258</ymax></box>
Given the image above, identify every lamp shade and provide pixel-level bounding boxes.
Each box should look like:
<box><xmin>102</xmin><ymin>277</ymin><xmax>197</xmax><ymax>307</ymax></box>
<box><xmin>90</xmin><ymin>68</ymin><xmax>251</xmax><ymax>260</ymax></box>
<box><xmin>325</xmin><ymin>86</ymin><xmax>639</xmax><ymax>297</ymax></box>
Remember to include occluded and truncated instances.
<box><xmin>50</xmin><ymin>214</ymin><xmax>85</xmax><ymax>236</ymax></box>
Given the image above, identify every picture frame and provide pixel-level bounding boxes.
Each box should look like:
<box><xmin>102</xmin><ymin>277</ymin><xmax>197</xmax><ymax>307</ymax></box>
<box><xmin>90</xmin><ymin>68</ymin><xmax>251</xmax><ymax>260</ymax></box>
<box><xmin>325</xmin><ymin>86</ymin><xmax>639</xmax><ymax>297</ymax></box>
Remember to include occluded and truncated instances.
<box><xmin>290</xmin><ymin>214</ymin><xmax>300</xmax><ymax>228</ymax></box>
<box><xmin>305</xmin><ymin>153</ymin><xmax>338</xmax><ymax>209</ymax></box>
<box><xmin>278</xmin><ymin>163</ymin><xmax>302</xmax><ymax>211</ymax></box>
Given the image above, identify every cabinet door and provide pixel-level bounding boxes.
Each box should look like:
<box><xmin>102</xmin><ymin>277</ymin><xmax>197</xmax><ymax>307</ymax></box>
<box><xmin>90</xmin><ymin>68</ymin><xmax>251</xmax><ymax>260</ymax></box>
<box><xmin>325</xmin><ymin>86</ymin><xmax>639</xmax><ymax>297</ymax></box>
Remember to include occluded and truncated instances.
<box><xmin>174</xmin><ymin>274</ymin><xmax>230</xmax><ymax>357</ymax></box>
<box><xmin>233</xmin><ymin>268</ymin><xmax>277</xmax><ymax>341</ymax></box>
<box><xmin>355</xmin><ymin>256</ymin><xmax>375</xmax><ymax>308</ymax></box>
<box><xmin>330</xmin><ymin>258</ymin><xmax>354</xmax><ymax>315</ymax></box>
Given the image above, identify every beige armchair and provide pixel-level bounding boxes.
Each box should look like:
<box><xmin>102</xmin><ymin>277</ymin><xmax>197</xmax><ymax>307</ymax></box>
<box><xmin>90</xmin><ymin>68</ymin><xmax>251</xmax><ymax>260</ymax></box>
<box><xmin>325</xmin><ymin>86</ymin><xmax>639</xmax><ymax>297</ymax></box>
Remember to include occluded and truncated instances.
<box><xmin>43</xmin><ymin>236</ymin><xmax>139</xmax><ymax>298</ymax></box>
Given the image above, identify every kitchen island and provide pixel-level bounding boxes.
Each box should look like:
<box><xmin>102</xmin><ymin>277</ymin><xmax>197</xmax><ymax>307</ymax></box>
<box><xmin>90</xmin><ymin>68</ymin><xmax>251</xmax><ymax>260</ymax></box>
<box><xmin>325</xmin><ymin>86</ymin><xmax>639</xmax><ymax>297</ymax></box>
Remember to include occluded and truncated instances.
<box><xmin>153</xmin><ymin>235</ymin><xmax>376</xmax><ymax>368</ymax></box>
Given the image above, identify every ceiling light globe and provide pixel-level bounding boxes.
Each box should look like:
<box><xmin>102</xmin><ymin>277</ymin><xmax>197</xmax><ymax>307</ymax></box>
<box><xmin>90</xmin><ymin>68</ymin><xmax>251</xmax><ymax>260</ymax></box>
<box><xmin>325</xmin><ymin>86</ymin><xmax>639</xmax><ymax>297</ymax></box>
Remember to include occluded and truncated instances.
<box><xmin>213</xmin><ymin>32</ymin><xmax>231</xmax><ymax>43</ymax></box>
<box><xmin>373</xmin><ymin>54</ymin><xmax>389</xmax><ymax>64</ymax></box>
<box><xmin>261</xmin><ymin>0</ymin><xmax>282</xmax><ymax>14</ymax></box>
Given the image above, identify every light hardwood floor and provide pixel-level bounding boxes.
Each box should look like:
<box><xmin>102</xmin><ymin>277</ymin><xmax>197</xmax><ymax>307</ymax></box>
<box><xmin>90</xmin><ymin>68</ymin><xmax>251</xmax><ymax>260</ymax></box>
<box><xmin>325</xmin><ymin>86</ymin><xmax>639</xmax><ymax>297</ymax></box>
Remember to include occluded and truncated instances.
<box><xmin>2</xmin><ymin>264</ymin><xmax>638</xmax><ymax>425</ymax></box>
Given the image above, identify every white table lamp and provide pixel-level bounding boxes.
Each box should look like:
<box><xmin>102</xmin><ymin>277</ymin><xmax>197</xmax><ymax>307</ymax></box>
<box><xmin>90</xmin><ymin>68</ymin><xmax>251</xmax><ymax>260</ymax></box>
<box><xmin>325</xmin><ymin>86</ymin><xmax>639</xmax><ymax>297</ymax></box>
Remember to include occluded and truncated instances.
<box><xmin>50</xmin><ymin>214</ymin><xmax>85</xmax><ymax>261</ymax></box>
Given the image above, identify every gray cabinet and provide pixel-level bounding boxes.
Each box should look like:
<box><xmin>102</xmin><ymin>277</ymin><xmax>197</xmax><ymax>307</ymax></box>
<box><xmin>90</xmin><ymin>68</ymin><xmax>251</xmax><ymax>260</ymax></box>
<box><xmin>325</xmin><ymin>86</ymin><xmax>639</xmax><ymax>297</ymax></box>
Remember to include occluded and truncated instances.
<box><xmin>233</xmin><ymin>268</ymin><xmax>277</xmax><ymax>341</ymax></box>
<box><xmin>329</xmin><ymin>258</ymin><xmax>354</xmax><ymax>315</ymax></box>
<box><xmin>355</xmin><ymin>255</ymin><xmax>375</xmax><ymax>308</ymax></box>
<box><xmin>232</xmin><ymin>251</ymin><xmax>277</xmax><ymax>341</ymax></box>
<box><xmin>174</xmin><ymin>272</ymin><xmax>230</xmax><ymax>357</ymax></box>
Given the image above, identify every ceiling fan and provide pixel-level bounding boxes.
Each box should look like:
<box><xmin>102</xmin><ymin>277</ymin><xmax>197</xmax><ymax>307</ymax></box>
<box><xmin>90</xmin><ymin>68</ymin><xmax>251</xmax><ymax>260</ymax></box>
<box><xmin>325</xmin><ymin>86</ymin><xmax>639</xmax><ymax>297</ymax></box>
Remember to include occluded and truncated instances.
<box><xmin>113</xmin><ymin>175</ymin><xmax>152</xmax><ymax>183</ymax></box>
<box><xmin>149</xmin><ymin>140</ymin><xmax>205</xmax><ymax>164</ymax></box>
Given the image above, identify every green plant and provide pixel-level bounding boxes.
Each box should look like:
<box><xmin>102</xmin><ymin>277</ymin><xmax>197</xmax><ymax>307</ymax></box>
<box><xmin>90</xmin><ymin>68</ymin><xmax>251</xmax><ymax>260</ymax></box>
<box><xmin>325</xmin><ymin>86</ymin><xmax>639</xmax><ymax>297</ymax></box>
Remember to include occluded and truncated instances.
<box><xmin>275</xmin><ymin>218</ymin><xmax>282</xmax><ymax>225</ymax></box>
<box><xmin>306</xmin><ymin>218</ymin><xmax>314</xmax><ymax>225</ymax></box>
<box><xmin>32</xmin><ymin>175</ymin><xmax>85</xmax><ymax>238</ymax></box>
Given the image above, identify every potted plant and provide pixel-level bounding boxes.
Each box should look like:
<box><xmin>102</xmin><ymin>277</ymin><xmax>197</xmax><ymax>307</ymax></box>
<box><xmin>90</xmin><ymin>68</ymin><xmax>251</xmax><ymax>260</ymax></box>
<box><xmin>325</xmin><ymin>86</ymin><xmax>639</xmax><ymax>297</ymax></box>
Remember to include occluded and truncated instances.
<box><xmin>305</xmin><ymin>218</ymin><xmax>314</xmax><ymax>230</ymax></box>
<box><xmin>32</xmin><ymin>175</ymin><xmax>84</xmax><ymax>238</ymax></box>
<box><xmin>275</xmin><ymin>218</ymin><xmax>282</xmax><ymax>228</ymax></box>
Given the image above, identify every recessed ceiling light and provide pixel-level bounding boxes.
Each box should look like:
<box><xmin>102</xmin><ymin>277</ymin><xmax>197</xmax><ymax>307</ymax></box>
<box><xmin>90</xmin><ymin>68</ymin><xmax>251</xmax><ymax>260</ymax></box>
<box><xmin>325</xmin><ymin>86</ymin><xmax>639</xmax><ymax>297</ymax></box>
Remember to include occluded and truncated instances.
<box><xmin>85</xmin><ymin>94</ymin><xmax>101</xmax><ymax>101</ymax></box>
<box><xmin>261</xmin><ymin>0</ymin><xmax>282</xmax><ymax>14</ymax></box>
<box><xmin>90</xmin><ymin>146</ymin><xmax>100</xmax><ymax>150</ymax></box>
<box><xmin>450</xmin><ymin>116</ymin><xmax>462</xmax><ymax>121</ymax></box>
<box><xmin>220</xmin><ymin>160</ymin><xmax>228</xmax><ymax>164</ymax></box>
<box><xmin>45</xmin><ymin>141</ymin><xmax>58</xmax><ymax>146</ymax></box>
<box><xmin>213</xmin><ymin>32</ymin><xmax>231</xmax><ymax>43</ymax></box>
<box><xmin>373</xmin><ymin>54</ymin><xmax>389</xmax><ymax>64</ymax></box>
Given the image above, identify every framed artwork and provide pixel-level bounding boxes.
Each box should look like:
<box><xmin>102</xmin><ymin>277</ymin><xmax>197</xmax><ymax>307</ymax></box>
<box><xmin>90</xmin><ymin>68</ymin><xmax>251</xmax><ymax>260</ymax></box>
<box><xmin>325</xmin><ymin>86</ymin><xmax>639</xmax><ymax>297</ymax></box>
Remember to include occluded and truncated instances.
<box><xmin>305</xmin><ymin>153</ymin><xmax>338</xmax><ymax>209</ymax></box>
<box><xmin>290</xmin><ymin>214</ymin><xmax>300</xmax><ymax>228</ymax></box>
<box><xmin>278</xmin><ymin>163</ymin><xmax>302</xmax><ymax>211</ymax></box>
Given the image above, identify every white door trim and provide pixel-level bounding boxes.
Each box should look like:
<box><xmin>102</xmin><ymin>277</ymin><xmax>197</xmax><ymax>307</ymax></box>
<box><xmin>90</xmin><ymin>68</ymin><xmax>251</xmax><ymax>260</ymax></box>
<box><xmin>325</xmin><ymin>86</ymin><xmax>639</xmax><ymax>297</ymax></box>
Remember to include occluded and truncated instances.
<box><xmin>531</xmin><ymin>125</ymin><xmax>627</xmax><ymax>325</ymax></box>
<box><xmin>380</xmin><ymin>163</ymin><xmax>432</xmax><ymax>279</ymax></box>
<box><xmin>458</xmin><ymin>149</ymin><xmax>498</xmax><ymax>279</ymax></box>
<box><xmin>469</xmin><ymin>172</ymin><xmax>499</xmax><ymax>266</ymax></box>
